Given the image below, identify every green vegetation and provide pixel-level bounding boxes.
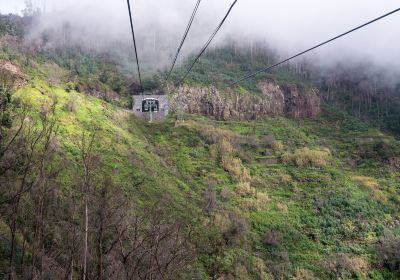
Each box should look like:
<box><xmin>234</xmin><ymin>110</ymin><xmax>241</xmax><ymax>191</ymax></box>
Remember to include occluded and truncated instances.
<box><xmin>0</xmin><ymin>13</ymin><xmax>399</xmax><ymax>280</ymax></box>
<box><xmin>3</xmin><ymin>74</ymin><xmax>400</xmax><ymax>278</ymax></box>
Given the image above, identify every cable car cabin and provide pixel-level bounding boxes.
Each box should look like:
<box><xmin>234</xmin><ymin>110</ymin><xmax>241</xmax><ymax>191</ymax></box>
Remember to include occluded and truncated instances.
<box><xmin>142</xmin><ymin>98</ymin><xmax>159</xmax><ymax>112</ymax></box>
<box><xmin>132</xmin><ymin>95</ymin><xmax>169</xmax><ymax>121</ymax></box>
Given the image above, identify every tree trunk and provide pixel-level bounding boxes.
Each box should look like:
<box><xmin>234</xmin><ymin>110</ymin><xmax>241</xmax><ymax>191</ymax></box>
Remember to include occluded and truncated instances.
<box><xmin>83</xmin><ymin>193</ymin><xmax>88</xmax><ymax>280</ymax></box>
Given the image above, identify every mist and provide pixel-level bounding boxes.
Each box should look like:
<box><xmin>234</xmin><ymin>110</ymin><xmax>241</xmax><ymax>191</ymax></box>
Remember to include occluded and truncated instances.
<box><xmin>2</xmin><ymin>0</ymin><xmax>400</xmax><ymax>79</ymax></box>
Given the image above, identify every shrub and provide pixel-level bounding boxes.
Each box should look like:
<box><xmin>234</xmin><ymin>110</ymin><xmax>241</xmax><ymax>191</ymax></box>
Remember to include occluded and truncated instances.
<box><xmin>323</xmin><ymin>253</ymin><xmax>369</xmax><ymax>278</ymax></box>
<box><xmin>273</xmin><ymin>172</ymin><xmax>293</xmax><ymax>185</ymax></box>
<box><xmin>352</xmin><ymin>176</ymin><xmax>387</xmax><ymax>202</ymax></box>
<box><xmin>222</xmin><ymin>155</ymin><xmax>251</xmax><ymax>183</ymax></box>
<box><xmin>263</xmin><ymin>229</ymin><xmax>282</xmax><ymax>246</ymax></box>
<box><xmin>220</xmin><ymin>187</ymin><xmax>235</xmax><ymax>201</ymax></box>
<box><xmin>254</xmin><ymin>192</ymin><xmax>270</xmax><ymax>209</ymax></box>
<box><xmin>282</xmin><ymin>147</ymin><xmax>330</xmax><ymax>167</ymax></box>
<box><xmin>262</xmin><ymin>134</ymin><xmax>276</xmax><ymax>146</ymax></box>
<box><xmin>235</xmin><ymin>182</ymin><xmax>253</xmax><ymax>195</ymax></box>
<box><xmin>217</xmin><ymin>211</ymin><xmax>249</xmax><ymax>246</ymax></box>
<box><xmin>242</xmin><ymin>192</ymin><xmax>270</xmax><ymax>210</ymax></box>
<box><xmin>253</xmin><ymin>257</ymin><xmax>272</xmax><ymax>280</ymax></box>
<box><xmin>352</xmin><ymin>176</ymin><xmax>378</xmax><ymax>189</ymax></box>
<box><xmin>204</xmin><ymin>188</ymin><xmax>217</xmax><ymax>213</ymax></box>
<box><xmin>292</xmin><ymin>269</ymin><xmax>317</xmax><ymax>280</ymax></box>
<box><xmin>186</xmin><ymin>121</ymin><xmax>236</xmax><ymax>145</ymax></box>
<box><xmin>64</xmin><ymin>96</ymin><xmax>77</xmax><ymax>112</ymax></box>
<box><xmin>213</xmin><ymin>212</ymin><xmax>232</xmax><ymax>234</ymax></box>
<box><xmin>65</xmin><ymin>81</ymin><xmax>75</xmax><ymax>92</ymax></box>
<box><xmin>219</xmin><ymin>138</ymin><xmax>235</xmax><ymax>155</ymax></box>
<box><xmin>268</xmin><ymin>251</ymin><xmax>292</xmax><ymax>279</ymax></box>
<box><xmin>271</xmin><ymin>140</ymin><xmax>284</xmax><ymax>152</ymax></box>
<box><xmin>276</xmin><ymin>202</ymin><xmax>289</xmax><ymax>213</ymax></box>
<box><xmin>376</xmin><ymin>232</ymin><xmax>400</xmax><ymax>272</ymax></box>
<box><xmin>262</xmin><ymin>134</ymin><xmax>283</xmax><ymax>152</ymax></box>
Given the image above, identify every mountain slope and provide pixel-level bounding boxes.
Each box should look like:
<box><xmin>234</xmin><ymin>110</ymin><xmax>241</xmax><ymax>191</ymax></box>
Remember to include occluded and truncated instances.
<box><xmin>2</xmin><ymin>76</ymin><xmax>400</xmax><ymax>279</ymax></box>
<box><xmin>0</xmin><ymin>14</ymin><xmax>399</xmax><ymax>279</ymax></box>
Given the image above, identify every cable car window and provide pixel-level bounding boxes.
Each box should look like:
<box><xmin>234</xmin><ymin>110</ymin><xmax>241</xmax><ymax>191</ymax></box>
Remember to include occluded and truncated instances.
<box><xmin>142</xmin><ymin>99</ymin><xmax>159</xmax><ymax>112</ymax></box>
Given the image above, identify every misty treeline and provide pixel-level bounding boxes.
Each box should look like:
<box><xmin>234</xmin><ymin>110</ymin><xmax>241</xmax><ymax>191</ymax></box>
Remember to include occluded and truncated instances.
<box><xmin>229</xmin><ymin>41</ymin><xmax>400</xmax><ymax>134</ymax></box>
<box><xmin>316</xmin><ymin>65</ymin><xmax>400</xmax><ymax>134</ymax></box>
<box><xmin>2</xmin><ymin>9</ymin><xmax>400</xmax><ymax>136</ymax></box>
<box><xmin>0</xmin><ymin>73</ymin><xmax>196</xmax><ymax>279</ymax></box>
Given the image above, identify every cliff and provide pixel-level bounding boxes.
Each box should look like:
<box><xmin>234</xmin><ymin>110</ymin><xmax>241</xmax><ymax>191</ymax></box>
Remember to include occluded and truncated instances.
<box><xmin>170</xmin><ymin>80</ymin><xmax>321</xmax><ymax>120</ymax></box>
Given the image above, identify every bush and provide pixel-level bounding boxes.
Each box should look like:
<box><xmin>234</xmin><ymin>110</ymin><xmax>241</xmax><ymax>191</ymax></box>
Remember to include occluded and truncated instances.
<box><xmin>276</xmin><ymin>202</ymin><xmax>288</xmax><ymax>213</ymax></box>
<box><xmin>65</xmin><ymin>81</ymin><xmax>75</xmax><ymax>92</ymax></box>
<box><xmin>271</xmin><ymin>140</ymin><xmax>284</xmax><ymax>152</ymax></box>
<box><xmin>282</xmin><ymin>147</ymin><xmax>330</xmax><ymax>167</ymax></box>
<box><xmin>64</xmin><ymin>96</ymin><xmax>77</xmax><ymax>112</ymax></box>
<box><xmin>323</xmin><ymin>253</ymin><xmax>369</xmax><ymax>278</ymax></box>
<box><xmin>214</xmin><ymin>211</ymin><xmax>249</xmax><ymax>246</ymax></box>
<box><xmin>268</xmin><ymin>251</ymin><xmax>292</xmax><ymax>279</ymax></box>
<box><xmin>220</xmin><ymin>187</ymin><xmax>235</xmax><ymax>201</ymax></box>
<box><xmin>292</xmin><ymin>269</ymin><xmax>317</xmax><ymax>280</ymax></box>
<box><xmin>222</xmin><ymin>156</ymin><xmax>251</xmax><ymax>183</ymax></box>
<box><xmin>262</xmin><ymin>134</ymin><xmax>276</xmax><ymax>146</ymax></box>
<box><xmin>376</xmin><ymin>232</ymin><xmax>400</xmax><ymax>272</ymax></box>
<box><xmin>253</xmin><ymin>257</ymin><xmax>273</xmax><ymax>280</ymax></box>
<box><xmin>263</xmin><ymin>229</ymin><xmax>282</xmax><ymax>246</ymax></box>
<box><xmin>352</xmin><ymin>176</ymin><xmax>387</xmax><ymax>202</ymax></box>
<box><xmin>235</xmin><ymin>182</ymin><xmax>253</xmax><ymax>195</ymax></box>
<box><xmin>242</xmin><ymin>192</ymin><xmax>270</xmax><ymax>210</ymax></box>
<box><xmin>223</xmin><ymin>212</ymin><xmax>249</xmax><ymax>246</ymax></box>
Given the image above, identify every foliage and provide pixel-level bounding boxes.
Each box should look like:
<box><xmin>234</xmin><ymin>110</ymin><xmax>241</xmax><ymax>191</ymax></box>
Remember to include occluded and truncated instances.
<box><xmin>376</xmin><ymin>232</ymin><xmax>400</xmax><ymax>272</ymax></box>
<box><xmin>282</xmin><ymin>147</ymin><xmax>331</xmax><ymax>167</ymax></box>
<box><xmin>0</xmin><ymin>16</ymin><xmax>400</xmax><ymax>279</ymax></box>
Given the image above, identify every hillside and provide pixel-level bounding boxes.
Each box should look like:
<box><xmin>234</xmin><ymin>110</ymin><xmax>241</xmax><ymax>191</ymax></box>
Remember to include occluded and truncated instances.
<box><xmin>0</xmin><ymin>13</ymin><xmax>400</xmax><ymax>280</ymax></box>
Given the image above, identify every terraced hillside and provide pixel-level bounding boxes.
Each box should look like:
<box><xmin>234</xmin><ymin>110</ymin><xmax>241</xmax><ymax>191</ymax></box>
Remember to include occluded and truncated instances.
<box><xmin>0</xmin><ymin>13</ymin><xmax>399</xmax><ymax>280</ymax></box>
<box><xmin>1</xmin><ymin>75</ymin><xmax>400</xmax><ymax>279</ymax></box>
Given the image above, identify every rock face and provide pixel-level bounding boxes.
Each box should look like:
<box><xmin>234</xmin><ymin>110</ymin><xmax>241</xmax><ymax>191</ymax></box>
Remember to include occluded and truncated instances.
<box><xmin>170</xmin><ymin>80</ymin><xmax>320</xmax><ymax>120</ymax></box>
<box><xmin>0</xmin><ymin>60</ymin><xmax>27</xmax><ymax>87</ymax></box>
<box><xmin>281</xmin><ymin>84</ymin><xmax>321</xmax><ymax>118</ymax></box>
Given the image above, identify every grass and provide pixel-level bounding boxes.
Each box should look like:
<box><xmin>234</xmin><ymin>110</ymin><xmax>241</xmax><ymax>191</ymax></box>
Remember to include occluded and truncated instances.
<box><xmin>2</xmin><ymin>43</ymin><xmax>400</xmax><ymax>278</ymax></box>
<box><xmin>140</xmin><ymin>110</ymin><xmax>399</xmax><ymax>279</ymax></box>
<box><xmin>5</xmin><ymin>79</ymin><xmax>400</xmax><ymax>279</ymax></box>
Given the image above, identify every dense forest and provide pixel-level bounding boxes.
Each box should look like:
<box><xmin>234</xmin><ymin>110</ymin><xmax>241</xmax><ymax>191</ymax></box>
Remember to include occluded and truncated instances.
<box><xmin>0</xmin><ymin>10</ymin><xmax>400</xmax><ymax>280</ymax></box>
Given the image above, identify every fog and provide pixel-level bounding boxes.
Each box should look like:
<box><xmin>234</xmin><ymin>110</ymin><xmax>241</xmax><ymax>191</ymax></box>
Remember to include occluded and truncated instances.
<box><xmin>1</xmin><ymin>0</ymin><xmax>400</xmax><ymax>77</ymax></box>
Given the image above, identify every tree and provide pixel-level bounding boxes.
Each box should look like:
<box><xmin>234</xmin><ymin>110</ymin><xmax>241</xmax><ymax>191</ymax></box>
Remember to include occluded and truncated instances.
<box><xmin>116</xmin><ymin>203</ymin><xmax>195</xmax><ymax>280</ymax></box>
<box><xmin>0</xmin><ymin>97</ymin><xmax>60</xmax><ymax>279</ymax></box>
<box><xmin>77</xmin><ymin>129</ymin><xmax>98</xmax><ymax>280</ymax></box>
<box><xmin>0</xmin><ymin>70</ymin><xmax>15</xmax><ymax>150</ymax></box>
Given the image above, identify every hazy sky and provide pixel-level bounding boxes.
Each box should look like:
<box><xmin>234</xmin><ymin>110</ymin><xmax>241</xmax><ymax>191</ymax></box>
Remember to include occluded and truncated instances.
<box><xmin>1</xmin><ymin>0</ymin><xmax>399</xmax><ymax>72</ymax></box>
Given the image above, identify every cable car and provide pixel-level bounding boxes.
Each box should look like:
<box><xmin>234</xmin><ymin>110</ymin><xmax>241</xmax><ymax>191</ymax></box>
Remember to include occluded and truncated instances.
<box><xmin>142</xmin><ymin>98</ymin><xmax>159</xmax><ymax>112</ymax></box>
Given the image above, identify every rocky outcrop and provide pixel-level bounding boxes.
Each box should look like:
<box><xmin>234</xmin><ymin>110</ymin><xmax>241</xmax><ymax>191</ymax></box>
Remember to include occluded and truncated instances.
<box><xmin>281</xmin><ymin>84</ymin><xmax>321</xmax><ymax>118</ymax></box>
<box><xmin>170</xmin><ymin>80</ymin><xmax>320</xmax><ymax>120</ymax></box>
<box><xmin>0</xmin><ymin>60</ymin><xmax>27</xmax><ymax>87</ymax></box>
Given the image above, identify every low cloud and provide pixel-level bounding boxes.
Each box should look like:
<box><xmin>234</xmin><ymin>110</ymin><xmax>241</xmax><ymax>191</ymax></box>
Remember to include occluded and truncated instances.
<box><xmin>3</xmin><ymin>0</ymin><xmax>400</xmax><ymax>78</ymax></box>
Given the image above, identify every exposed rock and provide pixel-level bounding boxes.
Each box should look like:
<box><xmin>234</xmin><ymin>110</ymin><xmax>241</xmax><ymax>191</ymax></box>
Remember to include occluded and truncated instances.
<box><xmin>0</xmin><ymin>60</ymin><xmax>27</xmax><ymax>87</ymax></box>
<box><xmin>170</xmin><ymin>80</ymin><xmax>320</xmax><ymax>120</ymax></box>
<box><xmin>281</xmin><ymin>84</ymin><xmax>321</xmax><ymax>118</ymax></box>
<box><xmin>386</xmin><ymin>157</ymin><xmax>400</xmax><ymax>171</ymax></box>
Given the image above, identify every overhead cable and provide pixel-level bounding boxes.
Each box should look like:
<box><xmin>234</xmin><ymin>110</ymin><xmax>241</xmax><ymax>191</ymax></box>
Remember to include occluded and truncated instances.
<box><xmin>126</xmin><ymin>0</ymin><xmax>143</xmax><ymax>91</ymax></box>
<box><xmin>232</xmin><ymin>7</ymin><xmax>400</xmax><ymax>85</ymax></box>
<box><xmin>178</xmin><ymin>0</ymin><xmax>238</xmax><ymax>85</ymax></box>
<box><xmin>166</xmin><ymin>0</ymin><xmax>202</xmax><ymax>80</ymax></box>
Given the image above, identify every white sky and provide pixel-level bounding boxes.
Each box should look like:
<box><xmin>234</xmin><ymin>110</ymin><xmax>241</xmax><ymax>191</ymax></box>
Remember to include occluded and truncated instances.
<box><xmin>0</xmin><ymin>0</ymin><xmax>59</xmax><ymax>14</ymax></box>
<box><xmin>1</xmin><ymin>0</ymin><xmax>399</xmax><ymax>72</ymax></box>
<box><xmin>0</xmin><ymin>0</ymin><xmax>23</xmax><ymax>14</ymax></box>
